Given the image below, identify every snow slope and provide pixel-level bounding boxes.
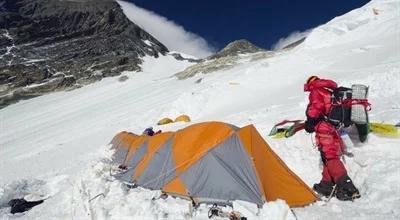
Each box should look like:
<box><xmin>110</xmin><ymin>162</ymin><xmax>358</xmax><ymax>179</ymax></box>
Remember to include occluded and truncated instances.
<box><xmin>1</xmin><ymin>0</ymin><xmax>399</xmax><ymax>219</ymax></box>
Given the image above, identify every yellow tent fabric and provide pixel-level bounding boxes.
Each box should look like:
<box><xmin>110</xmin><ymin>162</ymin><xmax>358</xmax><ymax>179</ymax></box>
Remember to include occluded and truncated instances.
<box><xmin>110</xmin><ymin>122</ymin><xmax>317</xmax><ymax>207</ymax></box>
<box><xmin>157</xmin><ymin>117</ymin><xmax>173</xmax><ymax>125</ymax></box>
<box><xmin>174</xmin><ymin>114</ymin><xmax>191</xmax><ymax>123</ymax></box>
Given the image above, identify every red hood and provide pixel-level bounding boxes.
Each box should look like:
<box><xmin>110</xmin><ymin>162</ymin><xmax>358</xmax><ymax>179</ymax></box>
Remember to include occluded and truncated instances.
<box><xmin>304</xmin><ymin>79</ymin><xmax>337</xmax><ymax>92</ymax></box>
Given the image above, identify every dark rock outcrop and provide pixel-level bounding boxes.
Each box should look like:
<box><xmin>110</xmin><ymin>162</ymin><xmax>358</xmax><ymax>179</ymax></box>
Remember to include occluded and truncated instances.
<box><xmin>169</xmin><ymin>52</ymin><xmax>201</xmax><ymax>63</ymax></box>
<box><xmin>175</xmin><ymin>39</ymin><xmax>272</xmax><ymax>79</ymax></box>
<box><xmin>281</xmin><ymin>37</ymin><xmax>306</xmax><ymax>50</ymax></box>
<box><xmin>207</xmin><ymin>39</ymin><xmax>265</xmax><ymax>60</ymax></box>
<box><xmin>0</xmin><ymin>0</ymin><xmax>169</xmax><ymax>108</ymax></box>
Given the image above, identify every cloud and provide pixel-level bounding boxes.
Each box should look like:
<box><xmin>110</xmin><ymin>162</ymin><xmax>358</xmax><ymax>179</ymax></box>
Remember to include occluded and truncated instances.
<box><xmin>117</xmin><ymin>1</ymin><xmax>216</xmax><ymax>58</ymax></box>
<box><xmin>272</xmin><ymin>29</ymin><xmax>313</xmax><ymax>50</ymax></box>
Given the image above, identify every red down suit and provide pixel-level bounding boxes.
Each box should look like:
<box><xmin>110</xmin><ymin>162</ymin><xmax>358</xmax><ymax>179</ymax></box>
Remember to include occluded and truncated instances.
<box><xmin>304</xmin><ymin>79</ymin><xmax>346</xmax><ymax>183</ymax></box>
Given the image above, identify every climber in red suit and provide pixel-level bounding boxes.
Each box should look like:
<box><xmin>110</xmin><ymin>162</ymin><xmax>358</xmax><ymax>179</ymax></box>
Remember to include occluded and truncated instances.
<box><xmin>304</xmin><ymin>76</ymin><xmax>360</xmax><ymax>201</ymax></box>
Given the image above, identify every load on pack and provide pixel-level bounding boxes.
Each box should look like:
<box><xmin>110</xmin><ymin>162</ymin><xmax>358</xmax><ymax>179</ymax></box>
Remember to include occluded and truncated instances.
<box><xmin>328</xmin><ymin>84</ymin><xmax>370</xmax><ymax>127</ymax></box>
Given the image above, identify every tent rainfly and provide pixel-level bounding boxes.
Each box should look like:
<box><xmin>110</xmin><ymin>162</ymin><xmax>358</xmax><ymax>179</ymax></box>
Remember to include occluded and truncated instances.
<box><xmin>110</xmin><ymin>121</ymin><xmax>317</xmax><ymax>207</ymax></box>
<box><xmin>157</xmin><ymin>117</ymin><xmax>173</xmax><ymax>125</ymax></box>
<box><xmin>174</xmin><ymin>114</ymin><xmax>191</xmax><ymax>123</ymax></box>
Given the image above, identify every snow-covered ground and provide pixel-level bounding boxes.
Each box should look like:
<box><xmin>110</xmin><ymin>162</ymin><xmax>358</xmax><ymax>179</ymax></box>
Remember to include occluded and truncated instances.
<box><xmin>1</xmin><ymin>0</ymin><xmax>399</xmax><ymax>219</ymax></box>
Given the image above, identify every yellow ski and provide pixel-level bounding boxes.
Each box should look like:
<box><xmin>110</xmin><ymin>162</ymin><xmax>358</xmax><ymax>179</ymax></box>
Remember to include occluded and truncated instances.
<box><xmin>369</xmin><ymin>122</ymin><xmax>400</xmax><ymax>138</ymax></box>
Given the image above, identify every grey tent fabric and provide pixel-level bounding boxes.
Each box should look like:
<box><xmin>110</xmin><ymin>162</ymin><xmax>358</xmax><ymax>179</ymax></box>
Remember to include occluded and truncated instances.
<box><xmin>117</xmin><ymin>142</ymin><xmax>148</xmax><ymax>183</ymax></box>
<box><xmin>180</xmin><ymin>134</ymin><xmax>264</xmax><ymax>205</ymax></box>
<box><xmin>111</xmin><ymin>133</ymin><xmax>138</xmax><ymax>163</ymax></box>
<box><xmin>113</xmin><ymin>148</ymin><xmax>128</xmax><ymax>164</ymax></box>
<box><xmin>137</xmin><ymin>138</ymin><xmax>176</xmax><ymax>190</ymax></box>
<box><xmin>126</xmin><ymin>142</ymin><xmax>148</xmax><ymax>167</ymax></box>
<box><xmin>116</xmin><ymin>169</ymin><xmax>135</xmax><ymax>183</ymax></box>
<box><xmin>110</xmin><ymin>137</ymin><xmax>122</xmax><ymax>149</ymax></box>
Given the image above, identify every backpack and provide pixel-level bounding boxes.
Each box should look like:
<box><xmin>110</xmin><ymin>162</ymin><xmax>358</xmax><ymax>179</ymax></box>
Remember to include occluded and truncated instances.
<box><xmin>328</xmin><ymin>85</ymin><xmax>370</xmax><ymax>127</ymax></box>
<box><xmin>328</xmin><ymin>86</ymin><xmax>353</xmax><ymax>127</ymax></box>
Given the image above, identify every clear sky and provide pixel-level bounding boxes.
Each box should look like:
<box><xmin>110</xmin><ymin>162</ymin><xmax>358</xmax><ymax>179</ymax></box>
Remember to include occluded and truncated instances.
<box><xmin>127</xmin><ymin>0</ymin><xmax>370</xmax><ymax>51</ymax></box>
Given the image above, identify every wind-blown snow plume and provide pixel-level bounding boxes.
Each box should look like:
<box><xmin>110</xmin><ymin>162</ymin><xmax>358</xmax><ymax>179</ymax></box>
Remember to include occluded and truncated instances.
<box><xmin>117</xmin><ymin>0</ymin><xmax>216</xmax><ymax>58</ymax></box>
<box><xmin>272</xmin><ymin>29</ymin><xmax>312</xmax><ymax>50</ymax></box>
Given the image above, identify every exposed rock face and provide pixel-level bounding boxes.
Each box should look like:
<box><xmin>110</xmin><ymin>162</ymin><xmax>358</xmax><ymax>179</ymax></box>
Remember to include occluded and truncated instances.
<box><xmin>169</xmin><ymin>52</ymin><xmax>201</xmax><ymax>63</ymax></box>
<box><xmin>207</xmin><ymin>39</ymin><xmax>265</xmax><ymax>60</ymax></box>
<box><xmin>0</xmin><ymin>0</ymin><xmax>169</xmax><ymax>108</ymax></box>
<box><xmin>175</xmin><ymin>39</ymin><xmax>272</xmax><ymax>80</ymax></box>
<box><xmin>281</xmin><ymin>37</ymin><xmax>306</xmax><ymax>50</ymax></box>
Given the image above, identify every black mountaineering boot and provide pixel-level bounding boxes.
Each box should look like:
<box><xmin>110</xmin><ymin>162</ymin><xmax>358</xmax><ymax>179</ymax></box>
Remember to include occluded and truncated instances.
<box><xmin>313</xmin><ymin>181</ymin><xmax>335</xmax><ymax>197</ymax></box>
<box><xmin>336</xmin><ymin>175</ymin><xmax>361</xmax><ymax>201</ymax></box>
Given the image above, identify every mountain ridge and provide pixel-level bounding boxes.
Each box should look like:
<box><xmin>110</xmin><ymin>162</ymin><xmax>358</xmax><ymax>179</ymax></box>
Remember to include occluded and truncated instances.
<box><xmin>0</xmin><ymin>0</ymin><xmax>168</xmax><ymax>108</ymax></box>
<box><xmin>207</xmin><ymin>39</ymin><xmax>266</xmax><ymax>60</ymax></box>
<box><xmin>175</xmin><ymin>39</ymin><xmax>273</xmax><ymax>79</ymax></box>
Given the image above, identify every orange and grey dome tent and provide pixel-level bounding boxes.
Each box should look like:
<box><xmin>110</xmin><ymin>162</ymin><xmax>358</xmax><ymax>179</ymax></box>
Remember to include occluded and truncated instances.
<box><xmin>110</xmin><ymin>121</ymin><xmax>317</xmax><ymax>207</ymax></box>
